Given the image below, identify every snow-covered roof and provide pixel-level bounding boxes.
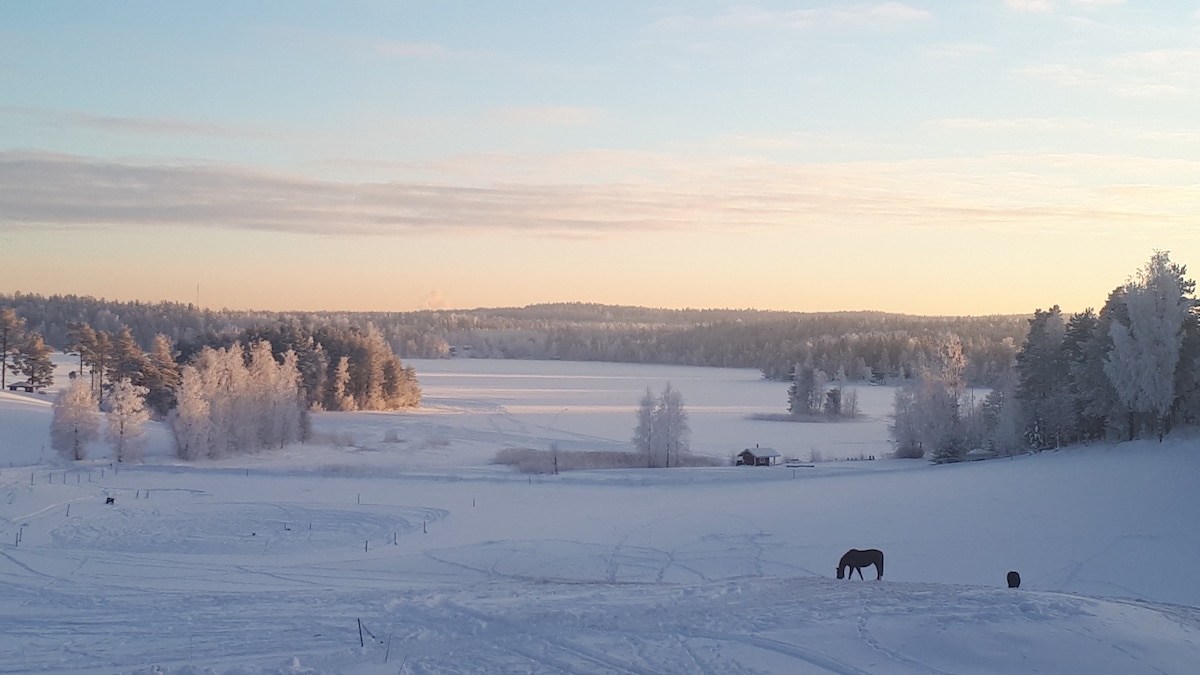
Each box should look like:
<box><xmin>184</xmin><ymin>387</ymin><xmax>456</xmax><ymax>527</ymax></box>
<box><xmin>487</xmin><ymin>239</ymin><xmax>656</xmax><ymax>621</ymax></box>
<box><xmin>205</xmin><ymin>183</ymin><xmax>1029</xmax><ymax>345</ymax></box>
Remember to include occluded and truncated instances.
<box><xmin>741</xmin><ymin>447</ymin><xmax>780</xmax><ymax>457</ymax></box>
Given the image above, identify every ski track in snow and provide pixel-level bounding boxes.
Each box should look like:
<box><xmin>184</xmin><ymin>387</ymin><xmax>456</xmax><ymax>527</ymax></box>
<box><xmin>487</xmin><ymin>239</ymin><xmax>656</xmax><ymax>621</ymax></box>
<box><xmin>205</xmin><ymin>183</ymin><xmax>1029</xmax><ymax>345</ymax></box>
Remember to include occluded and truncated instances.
<box><xmin>2</xmin><ymin>360</ymin><xmax>1200</xmax><ymax>673</ymax></box>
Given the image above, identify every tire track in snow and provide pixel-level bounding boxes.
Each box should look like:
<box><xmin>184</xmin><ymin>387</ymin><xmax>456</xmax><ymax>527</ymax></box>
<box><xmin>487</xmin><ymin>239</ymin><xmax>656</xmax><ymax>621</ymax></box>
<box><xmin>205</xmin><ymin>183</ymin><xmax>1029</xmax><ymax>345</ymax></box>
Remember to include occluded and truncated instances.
<box><xmin>684</xmin><ymin>628</ymin><xmax>873</xmax><ymax>675</ymax></box>
<box><xmin>436</xmin><ymin>599</ymin><xmax>673</xmax><ymax>675</ymax></box>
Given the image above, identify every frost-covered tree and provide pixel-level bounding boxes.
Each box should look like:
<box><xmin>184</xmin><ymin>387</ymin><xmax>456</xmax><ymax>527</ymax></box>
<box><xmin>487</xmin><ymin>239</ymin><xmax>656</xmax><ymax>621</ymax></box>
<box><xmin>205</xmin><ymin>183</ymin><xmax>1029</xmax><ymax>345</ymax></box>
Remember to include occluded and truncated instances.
<box><xmin>249</xmin><ymin>341</ymin><xmax>305</xmax><ymax>449</ymax></box>
<box><xmin>329</xmin><ymin>356</ymin><xmax>355</xmax><ymax>411</ymax></box>
<box><xmin>106</xmin><ymin>378</ymin><xmax>150</xmax><ymax>462</ymax></box>
<box><xmin>631</xmin><ymin>384</ymin><xmax>690</xmax><ymax>468</ymax></box>
<box><xmin>823</xmin><ymin>367</ymin><xmax>858</xmax><ymax>418</ymax></box>
<box><xmin>655</xmin><ymin>383</ymin><xmax>690</xmax><ymax>468</ymax></box>
<box><xmin>890</xmin><ymin>333</ymin><xmax>975</xmax><ymax>462</ymax></box>
<box><xmin>172</xmin><ymin>364</ymin><xmax>211</xmax><ymax>461</ymax></box>
<box><xmin>633</xmin><ymin>387</ymin><xmax>656</xmax><ymax>465</ymax></box>
<box><xmin>169</xmin><ymin>342</ymin><xmax>307</xmax><ymax>460</ymax></box>
<box><xmin>1104</xmin><ymin>251</ymin><xmax>1193</xmax><ymax>438</ymax></box>
<box><xmin>890</xmin><ymin>384</ymin><xmax>923</xmax><ymax>458</ymax></box>
<box><xmin>981</xmin><ymin>370</ymin><xmax>1023</xmax><ymax>456</ymax></box>
<box><xmin>51</xmin><ymin>379</ymin><xmax>99</xmax><ymax>460</ymax></box>
<box><xmin>787</xmin><ymin>363</ymin><xmax>826</xmax><ymax>416</ymax></box>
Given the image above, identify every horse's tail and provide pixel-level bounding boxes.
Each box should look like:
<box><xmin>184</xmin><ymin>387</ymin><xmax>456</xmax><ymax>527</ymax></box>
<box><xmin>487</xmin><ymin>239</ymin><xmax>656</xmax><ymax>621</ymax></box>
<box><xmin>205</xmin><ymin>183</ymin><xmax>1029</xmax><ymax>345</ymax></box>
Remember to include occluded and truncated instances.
<box><xmin>877</xmin><ymin>551</ymin><xmax>884</xmax><ymax>579</ymax></box>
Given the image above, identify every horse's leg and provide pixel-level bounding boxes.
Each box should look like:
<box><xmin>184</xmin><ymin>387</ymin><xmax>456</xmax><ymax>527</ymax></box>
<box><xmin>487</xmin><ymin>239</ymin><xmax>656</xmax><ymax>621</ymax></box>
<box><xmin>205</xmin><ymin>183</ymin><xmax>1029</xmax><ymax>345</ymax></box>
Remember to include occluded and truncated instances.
<box><xmin>875</xmin><ymin>562</ymin><xmax>882</xmax><ymax>580</ymax></box>
<box><xmin>855</xmin><ymin>566</ymin><xmax>864</xmax><ymax>580</ymax></box>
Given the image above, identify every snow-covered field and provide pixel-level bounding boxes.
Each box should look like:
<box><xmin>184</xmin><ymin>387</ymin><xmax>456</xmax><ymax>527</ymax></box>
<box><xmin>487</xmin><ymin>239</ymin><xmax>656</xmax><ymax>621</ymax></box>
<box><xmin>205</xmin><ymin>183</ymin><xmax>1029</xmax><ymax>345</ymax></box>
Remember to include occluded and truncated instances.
<box><xmin>2</xmin><ymin>358</ymin><xmax>1199</xmax><ymax>674</ymax></box>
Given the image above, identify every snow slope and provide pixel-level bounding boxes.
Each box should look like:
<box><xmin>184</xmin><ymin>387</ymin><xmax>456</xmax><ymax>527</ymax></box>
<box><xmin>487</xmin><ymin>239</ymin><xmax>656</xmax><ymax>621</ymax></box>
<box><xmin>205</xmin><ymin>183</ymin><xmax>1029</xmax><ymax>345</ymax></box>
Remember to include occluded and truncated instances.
<box><xmin>1</xmin><ymin>358</ymin><xmax>1198</xmax><ymax>674</ymax></box>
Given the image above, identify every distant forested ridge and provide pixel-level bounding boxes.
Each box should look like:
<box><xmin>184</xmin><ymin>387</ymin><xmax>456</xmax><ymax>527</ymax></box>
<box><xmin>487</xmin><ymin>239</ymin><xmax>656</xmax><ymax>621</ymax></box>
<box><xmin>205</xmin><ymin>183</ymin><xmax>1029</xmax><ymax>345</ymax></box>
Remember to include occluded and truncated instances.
<box><xmin>2</xmin><ymin>294</ymin><xmax>1028</xmax><ymax>386</ymax></box>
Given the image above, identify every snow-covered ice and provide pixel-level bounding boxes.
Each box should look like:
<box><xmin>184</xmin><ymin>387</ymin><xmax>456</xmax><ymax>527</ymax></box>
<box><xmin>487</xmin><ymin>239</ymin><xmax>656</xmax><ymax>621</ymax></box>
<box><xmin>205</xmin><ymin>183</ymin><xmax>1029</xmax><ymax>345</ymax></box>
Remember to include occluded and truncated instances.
<box><xmin>1</xmin><ymin>358</ymin><xmax>1198</xmax><ymax>674</ymax></box>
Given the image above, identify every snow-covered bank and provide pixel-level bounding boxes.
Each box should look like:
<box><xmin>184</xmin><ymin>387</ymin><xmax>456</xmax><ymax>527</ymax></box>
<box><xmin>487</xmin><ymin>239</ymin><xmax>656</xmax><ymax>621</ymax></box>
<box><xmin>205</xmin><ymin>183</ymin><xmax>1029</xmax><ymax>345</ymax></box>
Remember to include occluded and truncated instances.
<box><xmin>1</xmin><ymin>359</ymin><xmax>1197</xmax><ymax>673</ymax></box>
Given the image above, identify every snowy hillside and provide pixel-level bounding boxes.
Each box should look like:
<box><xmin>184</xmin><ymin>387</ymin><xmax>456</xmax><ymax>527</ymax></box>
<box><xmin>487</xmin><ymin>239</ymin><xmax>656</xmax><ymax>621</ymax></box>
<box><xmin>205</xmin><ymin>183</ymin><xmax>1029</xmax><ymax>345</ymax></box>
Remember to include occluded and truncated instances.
<box><xmin>1</xmin><ymin>359</ymin><xmax>1198</xmax><ymax>674</ymax></box>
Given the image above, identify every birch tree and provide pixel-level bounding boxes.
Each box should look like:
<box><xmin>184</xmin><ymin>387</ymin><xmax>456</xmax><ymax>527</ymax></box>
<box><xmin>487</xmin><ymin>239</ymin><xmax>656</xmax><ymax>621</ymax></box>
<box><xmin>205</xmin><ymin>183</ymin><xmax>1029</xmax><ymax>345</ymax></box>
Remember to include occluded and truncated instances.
<box><xmin>106</xmin><ymin>378</ymin><xmax>150</xmax><ymax>462</ymax></box>
<box><xmin>172</xmin><ymin>364</ymin><xmax>210</xmax><ymax>461</ymax></box>
<box><xmin>631</xmin><ymin>384</ymin><xmax>690</xmax><ymax>468</ymax></box>
<box><xmin>51</xmin><ymin>379</ymin><xmax>99</xmax><ymax>461</ymax></box>
<box><xmin>1104</xmin><ymin>252</ymin><xmax>1193</xmax><ymax>438</ymax></box>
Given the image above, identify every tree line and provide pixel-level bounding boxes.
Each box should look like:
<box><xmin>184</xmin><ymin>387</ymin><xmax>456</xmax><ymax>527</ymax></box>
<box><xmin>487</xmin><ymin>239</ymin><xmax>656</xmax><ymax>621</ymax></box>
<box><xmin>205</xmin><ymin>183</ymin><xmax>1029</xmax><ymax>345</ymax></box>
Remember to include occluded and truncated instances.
<box><xmin>1</xmin><ymin>305</ymin><xmax>422</xmax><ymax>462</ymax></box>
<box><xmin>890</xmin><ymin>252</ymin><xmax>1199</xmax><ymax>461</ymax></box>
<box><xmin>3</xmin><ymin>293</ymin><xmax>1028</xmax><ymax>387</ymax></box>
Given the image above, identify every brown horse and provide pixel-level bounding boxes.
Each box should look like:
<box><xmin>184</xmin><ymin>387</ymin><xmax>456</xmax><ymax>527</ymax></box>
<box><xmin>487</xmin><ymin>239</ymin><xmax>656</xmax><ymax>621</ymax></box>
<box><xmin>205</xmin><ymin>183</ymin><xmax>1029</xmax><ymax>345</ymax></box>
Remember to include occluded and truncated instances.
<box><xmin>837</xmin><ymin>548</ymin><xmax>884</xmax><ymax>580</ymax></box>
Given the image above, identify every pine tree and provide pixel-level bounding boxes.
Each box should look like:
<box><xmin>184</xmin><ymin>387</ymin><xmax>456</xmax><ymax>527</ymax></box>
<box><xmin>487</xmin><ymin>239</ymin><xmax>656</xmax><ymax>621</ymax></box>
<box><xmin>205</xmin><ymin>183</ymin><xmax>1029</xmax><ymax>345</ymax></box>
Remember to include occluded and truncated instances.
<box><xmin>143</xmin><ymin>334</ymin><xmax>182</xmax><ymax>416</ymax></box>
<box><xmin>109</xmin><ymin>326</ymin><xmax>150</xmax><ymax>388</ymax></box>
<box><xmin>1062</xmin><ymin>309</ymin><xmax>1107</xmax><ymax>441</ymax></box>
<box><xmin>51</xmin><ymin>379</ymin><xmax>99</xmax><ymax>461</ymax></box>
<box><xmin>787</xmin><ymin>363</ymin><xmax>825</xmax><ymax>416</ymax></box>
<box><xmin>65</xmin><ymin>321</ymin><xmax>95</xmax><ymax>382</ymax></box>
<box><xmin>330</xmin><ymin>356</ymin><xmax>355</xmax><ymax>411</ymax></box>
<box><xmin>90</xmin><ymin>330</ymin><xmax>113</xmax><ymax>398</ymax></box>
<box><xmin>15</xmin><ymin>332</ymin><xmax>55</xmax><ymax>389</ymax></box>
<box><xmin>1076</xmin><ymin>291</ymin><xmax>1129</xmax><ymax>439</ymax></box>
<box><xmin>1015</xmin><ymin>307</ymin><xmax>1073</xmax><ymax>449</ymax></box>
<box><xmin>0</xmin><ymin>307</ymin><xmax>26</xmax><ymax>390</ymax></box>
<box><xmin>106</xmin><ymin>378</ymin><xmax>150</xmax><ymax>462</ymax></box>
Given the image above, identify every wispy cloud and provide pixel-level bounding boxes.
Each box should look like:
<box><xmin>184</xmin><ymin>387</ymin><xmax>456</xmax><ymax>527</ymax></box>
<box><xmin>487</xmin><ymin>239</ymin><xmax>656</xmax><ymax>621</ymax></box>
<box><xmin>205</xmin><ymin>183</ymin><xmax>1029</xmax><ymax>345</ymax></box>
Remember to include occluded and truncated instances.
<box><xmin>0</xmin><ymin>106</ymin><xmax>271</xmax><ymax>140</ymax></box>
<box><xmin>1004</xmin><ymin>0</ymin><xmax>1055</xmax><ymax>13</ymax></box>
<box><xmin>655</xmin><ymin>2</ymin><xmax>931</xmax><ymax>33</ymax></box>
<box><xmin>1022</xmin><ymin>48</ymin><xmax>1200</xmax><ymax>97</ymax></box>
<box><xmin>929</xmin><ymin>117</ymin><xmax>1093</xmax><ymax>131</ymax></box>
<box><xmin>1006</xmin><ymin>0</ymin><xmax>1127</xmax><ymax>13</ymax></box>
<box><xmin>3</xmin><ymin>151</ymin><xmax>1197</xmax><ymax>241</ymax></box>
<box><xmin>256</xmin><ymin>25</ymin><xmax>464</xmax><ymax>61</ymax></box>
<box><xmin>919</xmin><ymin>42</ymin><xmax>996</xmax><ymax>60</ymax></box>
<box><xmin>488</xmin><ymin>106</ymin><xmax>605</xmax><ymax>128</ymax></box>
<box><xmin>372</xmin><ymin>41</ymin><xmax>451</xmax><ymax>58</ymax></box>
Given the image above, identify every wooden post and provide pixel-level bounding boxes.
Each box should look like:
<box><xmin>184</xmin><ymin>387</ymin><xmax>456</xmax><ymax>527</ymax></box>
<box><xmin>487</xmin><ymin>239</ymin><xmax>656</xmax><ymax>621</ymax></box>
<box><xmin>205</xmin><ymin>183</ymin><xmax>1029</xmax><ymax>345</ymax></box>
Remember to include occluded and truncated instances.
<box><xmin>357</xmin><ymin>618</ymin><xmax>364</xmax><ymax>648</ymax></box>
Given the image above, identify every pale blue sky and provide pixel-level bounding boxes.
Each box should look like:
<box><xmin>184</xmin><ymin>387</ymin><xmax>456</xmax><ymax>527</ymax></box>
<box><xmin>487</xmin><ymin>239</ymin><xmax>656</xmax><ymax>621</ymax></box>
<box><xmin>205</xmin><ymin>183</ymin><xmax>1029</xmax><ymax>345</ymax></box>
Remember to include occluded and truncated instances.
<box><xmin>2</xmin><ymin>1</ymin><xmax>1198</xmax><ymax>314</ymax></box>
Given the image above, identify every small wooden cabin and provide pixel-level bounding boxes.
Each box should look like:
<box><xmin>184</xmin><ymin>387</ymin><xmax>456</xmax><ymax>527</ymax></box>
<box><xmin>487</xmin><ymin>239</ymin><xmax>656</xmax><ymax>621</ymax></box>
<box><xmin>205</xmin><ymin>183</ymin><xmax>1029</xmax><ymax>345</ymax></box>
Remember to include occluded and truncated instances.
<box><xmin>737</xmin><ymin>447</ymin><xmax>781</xmax><ymax>466</ymax></box>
